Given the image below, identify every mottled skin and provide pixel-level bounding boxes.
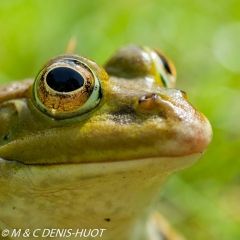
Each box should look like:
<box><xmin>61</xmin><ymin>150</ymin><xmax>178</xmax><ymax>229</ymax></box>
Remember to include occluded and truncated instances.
<box><xmin>0</xmin><ymin>45</ymin><xmax>212</xmax><ymax>240</ymax></box>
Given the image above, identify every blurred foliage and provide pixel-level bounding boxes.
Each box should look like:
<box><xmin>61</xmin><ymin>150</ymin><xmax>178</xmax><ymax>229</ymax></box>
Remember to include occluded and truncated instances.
<box><xmin>0</xmin><ymin>0</ymin><xmax>240</xmax><ymax>239</ymax></box>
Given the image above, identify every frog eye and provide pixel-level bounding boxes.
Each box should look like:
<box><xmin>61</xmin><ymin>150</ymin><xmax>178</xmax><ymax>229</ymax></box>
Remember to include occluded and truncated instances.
<box><xmin>144</xmin><ymin>47</ymin><xmax>176</xmax><ymax>88</ymax></box>
<box><xmin>33</xmin><ymin>55</ymin><xmax>101</xmax><ymax>119</ymax></box>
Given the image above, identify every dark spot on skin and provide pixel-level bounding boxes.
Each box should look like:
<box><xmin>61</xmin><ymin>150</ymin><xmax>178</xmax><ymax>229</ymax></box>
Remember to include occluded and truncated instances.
<box><xmin>109</xmin><ymin>102</ymin><xmax>164</xmax><ymax>124</ymax></box>
<box><xmin>13</xmin><ymin>207</ymin><xmax>15</xmax><ymax>210</ymax></box>
<box><xmin>110</xmin><ymin>115</ymin><xmax>135</xmax><ymax>124</ymax></box>
<box><xmin>104</xmin><ymin>218</ymin><xmax>111</xmax><ymax>222</ymax></box>
<box><xmin>157</xmin><ymin>111</ymin><xmax>167</xmax><ymax>119</ymax></box>
<box><xmin>114</xmin><ymin>106</ymin><xmax>136</xmax><ymax>115</ymax></box>
<box><xmin>111</xmin><ymin>106</ymin><xmax>137</xmax><ymax>124</ymax></box>
<box><xmin>2</xmin><ymin>133</ymin><xmax>10</xmax><ymax>141</ymax></box>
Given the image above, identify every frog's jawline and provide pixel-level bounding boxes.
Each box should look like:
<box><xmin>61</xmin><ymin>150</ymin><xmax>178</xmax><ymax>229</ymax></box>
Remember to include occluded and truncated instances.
<box><xmin>0</xmin><ymin>152</ymin><xmax>204</xmax><ymax>173</ymax></box>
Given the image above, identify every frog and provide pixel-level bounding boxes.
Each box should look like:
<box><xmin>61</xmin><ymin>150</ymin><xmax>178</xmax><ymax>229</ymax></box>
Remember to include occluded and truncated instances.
<box><xmin>0</xmin><ymin>45</ymin><xmax>212</xmax><ymax>240</ymax></box>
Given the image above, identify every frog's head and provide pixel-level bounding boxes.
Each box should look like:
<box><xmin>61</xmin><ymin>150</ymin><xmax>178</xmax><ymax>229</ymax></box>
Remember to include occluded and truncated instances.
<box><xmin>0</xmin><ymin>45</ymin><xmax>212</xmax><ymax>236</ymax></box>
<box><xmin>0</xmin><ymin>45</ymin><xmax>211</xmax><ymax>165</ymax></box>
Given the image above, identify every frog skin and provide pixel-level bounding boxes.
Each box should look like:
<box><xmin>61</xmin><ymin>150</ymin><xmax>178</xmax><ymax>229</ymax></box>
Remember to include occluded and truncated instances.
<box><xmin>0</xmin><ymin>45</ymin><xmax>212</xmax><ymax>240</ymax></box>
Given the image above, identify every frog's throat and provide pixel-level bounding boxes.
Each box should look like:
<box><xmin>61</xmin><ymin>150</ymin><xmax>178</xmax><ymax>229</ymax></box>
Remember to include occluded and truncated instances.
<box><xmin>0</xmin><ymin>153</ymin><xmax>202</xmax><ymax>240</ymax></box>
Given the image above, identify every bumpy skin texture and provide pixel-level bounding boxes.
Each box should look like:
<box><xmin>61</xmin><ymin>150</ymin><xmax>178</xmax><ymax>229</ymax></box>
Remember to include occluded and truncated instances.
<box><xmin>0</xmin><ymin>45</ymin><xmax>212</xmax><ymax>240</ymax></box>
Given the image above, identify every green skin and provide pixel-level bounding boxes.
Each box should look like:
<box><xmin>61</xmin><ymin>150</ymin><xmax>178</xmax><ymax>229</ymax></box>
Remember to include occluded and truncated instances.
<box><xmin>0</xmin><ymin>45</ymin><xmax>212</xmax><ymax>240</ymax></box>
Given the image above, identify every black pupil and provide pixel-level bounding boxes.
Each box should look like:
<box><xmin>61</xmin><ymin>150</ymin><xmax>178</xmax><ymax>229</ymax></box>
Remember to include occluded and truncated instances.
<box><xmin>158</xmin><ymin>55</ymin><xmax>172</xmax><ymax>74</ymax></box>
<box><xmin>46</xmin><ymin>67</ymin><xmax>84</xmax><ymax>92</ymax></box>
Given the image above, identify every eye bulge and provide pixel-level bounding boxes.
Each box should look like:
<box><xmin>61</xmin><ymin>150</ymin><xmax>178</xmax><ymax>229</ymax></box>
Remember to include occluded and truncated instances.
<box><xmin>103</xmin><ymin>45</ymin><xmax>176</xmax><ymax>88</ymax></box>
<box><xmin>33</xmin><ymin>56</ymin><xmax>102</xmax><ymax>120</ymax></box>
<box><xmin>143</xmin><ymin>47</ymin><xmax>176</xmax><ymax>88</ymax></box>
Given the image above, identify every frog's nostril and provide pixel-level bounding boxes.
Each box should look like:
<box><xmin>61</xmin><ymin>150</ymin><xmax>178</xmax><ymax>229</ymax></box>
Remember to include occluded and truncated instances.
<box><xmin>138</xmin><ymin>93</ymin><xmax>161</xmax><ymax>110</ymax></box>
<box><xmin>140</xmin><ymin>93</ymin><xmax>157</xmax><ymax>101</ymax></box>
<box><xmin>139</xmin><ymin>93</ymin><xmax>159</xmax><ymax>102</ymax></box>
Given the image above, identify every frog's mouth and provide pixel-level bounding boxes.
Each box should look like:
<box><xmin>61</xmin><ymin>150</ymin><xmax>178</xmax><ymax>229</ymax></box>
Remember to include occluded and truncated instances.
<box><xmin>0</xmin><ymin>152</ymin><xmax>204</xmax><ymax>187</ymax></box>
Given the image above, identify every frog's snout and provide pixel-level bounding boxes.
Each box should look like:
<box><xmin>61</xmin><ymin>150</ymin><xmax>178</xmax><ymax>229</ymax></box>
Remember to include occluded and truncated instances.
<box><xmin>138</xmin><ymin>93</ymin><xmax>161</xmax><ymax>110</ymax></box>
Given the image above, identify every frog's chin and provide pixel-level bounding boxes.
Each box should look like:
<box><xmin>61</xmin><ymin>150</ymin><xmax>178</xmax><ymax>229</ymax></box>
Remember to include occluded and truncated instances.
<box><xmin>0</xmin><ymin>153</ymin><xmax>203</xmax><ymax>233</ymax></box>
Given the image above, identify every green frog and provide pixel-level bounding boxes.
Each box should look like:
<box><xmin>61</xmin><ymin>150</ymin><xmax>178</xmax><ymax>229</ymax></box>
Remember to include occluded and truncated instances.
<box><xmin>0</xmin><ymin>45</ymin><xmax>212</xmax><ymax>240</ymax></box>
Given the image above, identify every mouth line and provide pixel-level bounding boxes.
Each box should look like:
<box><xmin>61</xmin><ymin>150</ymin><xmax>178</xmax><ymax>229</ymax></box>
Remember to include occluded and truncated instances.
<box><xmin>0</xmin><ymin>151</ymin><xmax>204</xmax><ymax>167</ymax></box>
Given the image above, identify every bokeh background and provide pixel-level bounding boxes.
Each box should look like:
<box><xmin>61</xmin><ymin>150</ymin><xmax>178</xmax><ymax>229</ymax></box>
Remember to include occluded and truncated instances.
<box><xmin>0</xmin><ymin>1</ymin><xmax>239</xmax><ymax>239</ymax></box>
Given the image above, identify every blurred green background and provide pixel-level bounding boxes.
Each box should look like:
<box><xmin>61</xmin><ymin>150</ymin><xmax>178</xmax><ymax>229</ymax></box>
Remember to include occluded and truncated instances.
<box><xmin>0</xmin><ymin>0</ymin><xmax>239</xmax><ymax>239</ymax></box>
